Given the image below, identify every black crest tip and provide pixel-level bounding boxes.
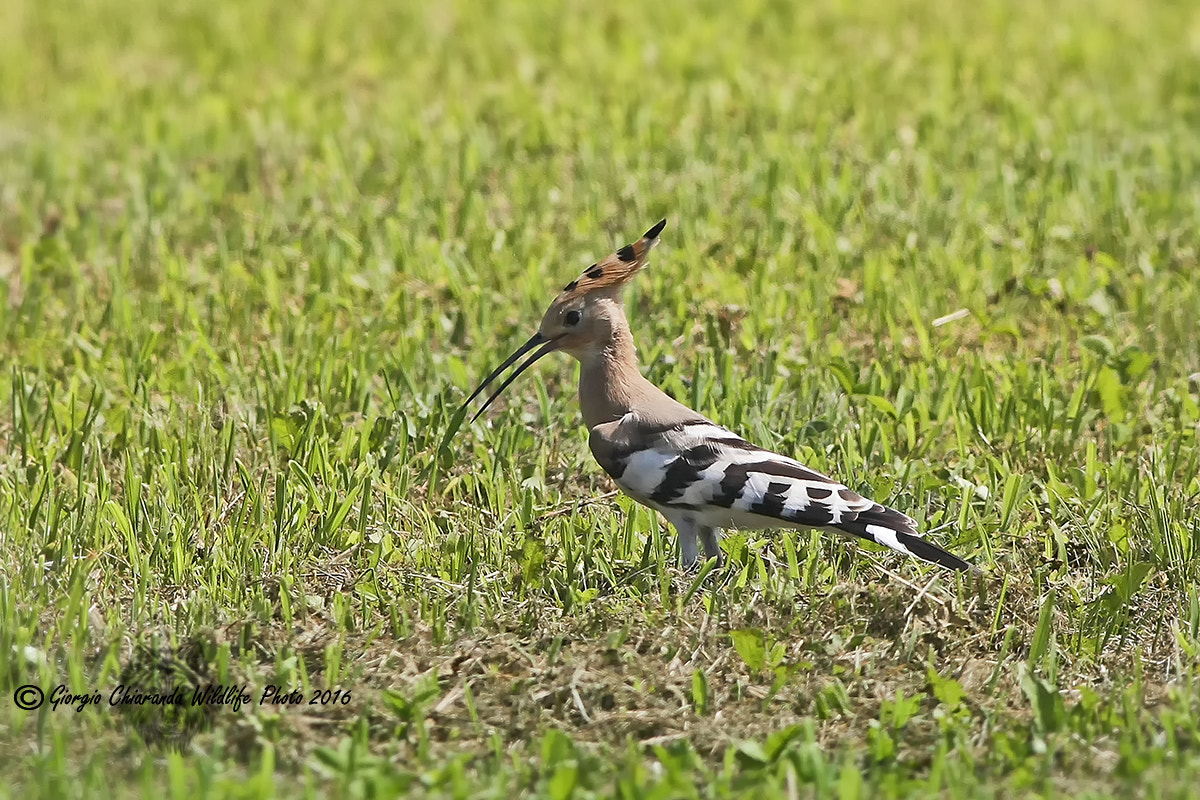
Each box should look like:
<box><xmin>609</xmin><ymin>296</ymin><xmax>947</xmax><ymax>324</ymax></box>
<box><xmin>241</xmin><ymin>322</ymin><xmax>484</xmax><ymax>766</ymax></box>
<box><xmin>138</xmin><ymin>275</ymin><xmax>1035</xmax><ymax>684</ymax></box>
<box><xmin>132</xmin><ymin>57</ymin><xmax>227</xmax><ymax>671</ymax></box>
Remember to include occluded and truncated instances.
<box><xmin>643</xmin><ymin>218</ymin><xmax>667</xmax><ymax>241</ymax></box>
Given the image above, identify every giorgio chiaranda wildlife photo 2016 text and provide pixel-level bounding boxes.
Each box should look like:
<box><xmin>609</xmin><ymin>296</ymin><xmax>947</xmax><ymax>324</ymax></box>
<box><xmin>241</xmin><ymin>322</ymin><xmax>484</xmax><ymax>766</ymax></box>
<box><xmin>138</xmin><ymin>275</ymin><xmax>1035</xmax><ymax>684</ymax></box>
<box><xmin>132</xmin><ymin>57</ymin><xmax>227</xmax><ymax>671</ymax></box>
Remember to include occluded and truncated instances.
<box><xmin>1</xmin><ymin>0</ymin><xmax>1199</xmax><ymax>797</ymax></box>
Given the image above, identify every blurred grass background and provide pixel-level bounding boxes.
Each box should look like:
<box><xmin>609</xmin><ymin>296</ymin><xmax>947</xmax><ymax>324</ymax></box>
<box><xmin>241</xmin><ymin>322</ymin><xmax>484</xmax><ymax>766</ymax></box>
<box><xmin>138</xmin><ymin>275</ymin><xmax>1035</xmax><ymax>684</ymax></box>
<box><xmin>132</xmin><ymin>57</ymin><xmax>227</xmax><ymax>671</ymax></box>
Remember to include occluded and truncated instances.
<box><xmin>2</xmin><ymin>0</ymin><xmax>1199</xmax><ymax>796</ymax></box>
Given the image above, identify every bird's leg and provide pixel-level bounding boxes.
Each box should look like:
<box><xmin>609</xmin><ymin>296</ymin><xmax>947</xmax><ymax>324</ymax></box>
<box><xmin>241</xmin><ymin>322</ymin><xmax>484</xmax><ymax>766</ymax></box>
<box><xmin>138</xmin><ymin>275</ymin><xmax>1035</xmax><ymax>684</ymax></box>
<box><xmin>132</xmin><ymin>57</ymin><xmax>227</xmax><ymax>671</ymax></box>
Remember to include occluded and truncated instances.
<box><xmin>677</xmin><ymin>520</ymin><xmax>700</xmax><ymax>569</ymax></box>
<box><xmin>699</xmin><ymin>526</ymin><xmax>722</xmax><ymax>565</ymax></box>
<box><xmin>669</xmin><ymin>514</ymin><xmax>705</xmax><ymax>570</ymax></box>
<box><xmin>671</xmin><ymin>515</ymin><xmax>722</xmax><ymax>571</ymax></box>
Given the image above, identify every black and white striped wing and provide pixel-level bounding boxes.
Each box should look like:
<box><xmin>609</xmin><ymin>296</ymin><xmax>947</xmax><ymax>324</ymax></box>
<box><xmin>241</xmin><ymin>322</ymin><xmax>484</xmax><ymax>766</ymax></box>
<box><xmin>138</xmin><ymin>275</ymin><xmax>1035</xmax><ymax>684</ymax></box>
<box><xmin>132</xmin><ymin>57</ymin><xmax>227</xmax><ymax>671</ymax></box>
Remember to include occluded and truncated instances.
<box><xmin>605</xmin><ymin>421</ymin><xmax>970</xmax><ymax>572</ymax></box>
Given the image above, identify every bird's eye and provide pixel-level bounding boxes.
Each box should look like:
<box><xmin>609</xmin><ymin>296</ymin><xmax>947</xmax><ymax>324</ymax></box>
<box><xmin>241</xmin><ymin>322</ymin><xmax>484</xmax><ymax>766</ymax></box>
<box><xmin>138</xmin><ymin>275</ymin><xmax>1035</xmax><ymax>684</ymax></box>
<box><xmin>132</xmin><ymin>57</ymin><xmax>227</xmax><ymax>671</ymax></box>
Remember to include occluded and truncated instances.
<box><xmin>563</xmin><ymin>309</ymin><xmax>582</xmax><ymax>327</ymax></box>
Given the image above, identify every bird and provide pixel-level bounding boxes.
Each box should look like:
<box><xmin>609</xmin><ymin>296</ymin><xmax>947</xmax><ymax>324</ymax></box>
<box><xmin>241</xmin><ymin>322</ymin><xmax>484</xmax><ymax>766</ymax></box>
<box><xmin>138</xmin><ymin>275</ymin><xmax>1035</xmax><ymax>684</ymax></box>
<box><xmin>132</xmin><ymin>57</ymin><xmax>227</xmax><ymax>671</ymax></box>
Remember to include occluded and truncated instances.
<box><xmin>458</xmin><ymin>219</ymin><xmax>972</xmax><ymax>573</ymax></box>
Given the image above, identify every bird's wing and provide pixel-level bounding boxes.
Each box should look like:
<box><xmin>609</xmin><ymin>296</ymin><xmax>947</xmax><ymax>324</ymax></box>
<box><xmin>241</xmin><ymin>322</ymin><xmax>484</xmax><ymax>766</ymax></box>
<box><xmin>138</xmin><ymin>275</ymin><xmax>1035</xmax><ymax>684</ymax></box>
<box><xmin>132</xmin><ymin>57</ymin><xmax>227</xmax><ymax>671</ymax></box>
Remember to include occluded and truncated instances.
<box><xmin>593</xmin><ymin>417</ymin><xmax>971</xmax><ymax>572</ymax></box>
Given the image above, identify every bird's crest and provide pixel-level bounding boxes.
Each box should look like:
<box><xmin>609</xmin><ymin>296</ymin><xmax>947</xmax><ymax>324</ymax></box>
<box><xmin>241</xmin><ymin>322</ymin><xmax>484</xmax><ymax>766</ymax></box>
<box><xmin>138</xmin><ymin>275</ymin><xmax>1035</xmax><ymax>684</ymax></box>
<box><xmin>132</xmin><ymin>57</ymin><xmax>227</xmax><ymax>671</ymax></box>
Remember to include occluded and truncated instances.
<box><xmin>555</xmin><ymin>218</ymin><xmax>667</xmax><ymax>302</ymax></box>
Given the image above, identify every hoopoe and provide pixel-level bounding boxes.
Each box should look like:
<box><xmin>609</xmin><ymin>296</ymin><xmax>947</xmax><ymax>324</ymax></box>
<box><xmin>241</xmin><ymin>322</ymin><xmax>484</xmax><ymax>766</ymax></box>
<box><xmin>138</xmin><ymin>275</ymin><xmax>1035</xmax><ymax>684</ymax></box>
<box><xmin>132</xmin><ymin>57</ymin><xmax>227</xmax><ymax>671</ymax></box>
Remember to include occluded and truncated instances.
<box><xmin>461</xmin><ymin>220</ymin><xmax>972</xmax><ymax>573</ymax></box>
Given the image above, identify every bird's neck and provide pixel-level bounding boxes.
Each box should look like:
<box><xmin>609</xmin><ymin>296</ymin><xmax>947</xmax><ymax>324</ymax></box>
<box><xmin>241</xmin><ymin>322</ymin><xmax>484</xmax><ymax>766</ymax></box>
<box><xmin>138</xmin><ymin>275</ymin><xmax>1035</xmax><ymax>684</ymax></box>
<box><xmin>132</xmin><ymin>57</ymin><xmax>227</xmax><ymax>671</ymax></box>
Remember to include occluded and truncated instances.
<box><xmin>577</xmin><ymin>313</ymin><xmax>658</xmax><ymax>428</ymax></box>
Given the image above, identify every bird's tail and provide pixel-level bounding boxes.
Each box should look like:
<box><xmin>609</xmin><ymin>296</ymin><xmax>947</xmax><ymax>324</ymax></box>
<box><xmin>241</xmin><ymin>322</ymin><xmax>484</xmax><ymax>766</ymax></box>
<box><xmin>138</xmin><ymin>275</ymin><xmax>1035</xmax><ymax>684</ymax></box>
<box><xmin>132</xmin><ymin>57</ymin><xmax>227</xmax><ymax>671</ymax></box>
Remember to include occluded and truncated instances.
<box><xmin>834</xmin><ymin>503</ymin><xmax>973</xmax><ymax>572</ymax></box>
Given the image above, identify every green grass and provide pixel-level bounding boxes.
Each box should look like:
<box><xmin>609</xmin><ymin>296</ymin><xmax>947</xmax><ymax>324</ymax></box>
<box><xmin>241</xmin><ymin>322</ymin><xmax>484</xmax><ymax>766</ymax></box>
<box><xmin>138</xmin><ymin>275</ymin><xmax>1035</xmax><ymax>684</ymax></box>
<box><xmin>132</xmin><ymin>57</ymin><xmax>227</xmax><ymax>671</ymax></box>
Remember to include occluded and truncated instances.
<box><xmin>2</xmin><ymin>0</ymin><xmax>1200</xmax><ymax>796</ymax></box>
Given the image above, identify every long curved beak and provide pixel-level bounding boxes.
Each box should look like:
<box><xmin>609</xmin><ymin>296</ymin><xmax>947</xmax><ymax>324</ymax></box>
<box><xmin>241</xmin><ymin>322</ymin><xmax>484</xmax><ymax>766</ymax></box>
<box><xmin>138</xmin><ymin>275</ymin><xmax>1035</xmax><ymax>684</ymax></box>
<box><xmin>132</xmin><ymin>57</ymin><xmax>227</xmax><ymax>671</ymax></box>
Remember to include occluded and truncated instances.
<box><xmin>461</xmin><ymin>332</ymin><xmax>563</xmax><ymax>423</ymax></box>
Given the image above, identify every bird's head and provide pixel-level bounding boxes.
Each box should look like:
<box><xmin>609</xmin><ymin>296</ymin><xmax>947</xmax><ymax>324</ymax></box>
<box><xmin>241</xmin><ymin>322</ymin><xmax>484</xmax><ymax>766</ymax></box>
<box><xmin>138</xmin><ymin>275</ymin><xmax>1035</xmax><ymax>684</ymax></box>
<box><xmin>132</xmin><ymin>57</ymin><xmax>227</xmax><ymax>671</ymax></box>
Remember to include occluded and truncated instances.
<box><xmin>460</xmin><ymin>218</ymin><xmax>667</xmax><ymax>422</ymax></box>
